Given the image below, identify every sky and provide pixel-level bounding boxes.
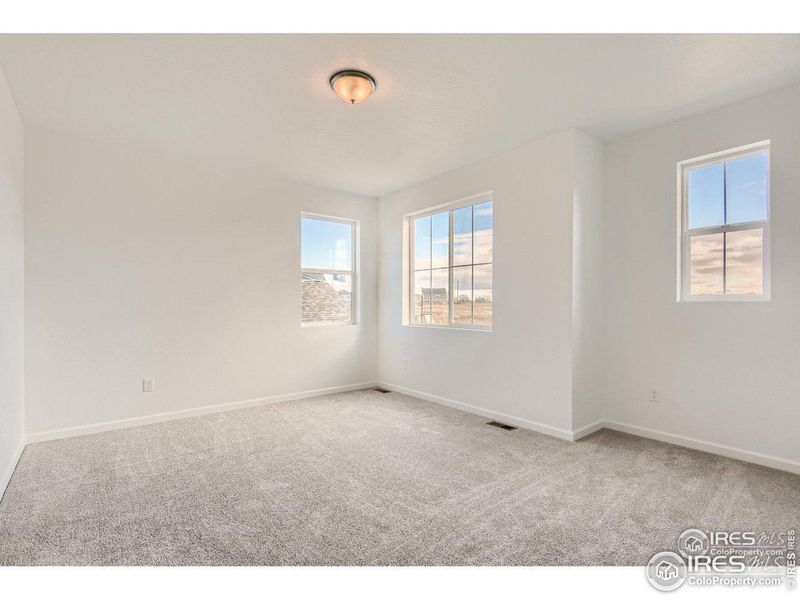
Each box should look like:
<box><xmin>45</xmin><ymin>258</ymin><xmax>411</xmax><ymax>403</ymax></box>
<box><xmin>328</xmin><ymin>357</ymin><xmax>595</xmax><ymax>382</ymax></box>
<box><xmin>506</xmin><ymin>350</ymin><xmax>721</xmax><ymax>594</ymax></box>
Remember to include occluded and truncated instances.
<box><xmin>413</xmin><ymin>201</ymin><xmax>493</xmax><ymax>271</ymax></box>
<box><xmin>690</xmin><ymin>229</ymin><xmax>762</xmax><ymax>295</ymax></box>
<box><xmin>688</xmin><ymin>152</ymin><xmax>767</xmax><ymax>228</ymax></box>
<box><xmin>300</xmin><ymin>217</ymin><xmax>352</xmax><ymax>271</ymax></box>
<box><xmin>688</xmin><ymin>152</ymin><xmax>766</xmax><ymax>295</ymax></box>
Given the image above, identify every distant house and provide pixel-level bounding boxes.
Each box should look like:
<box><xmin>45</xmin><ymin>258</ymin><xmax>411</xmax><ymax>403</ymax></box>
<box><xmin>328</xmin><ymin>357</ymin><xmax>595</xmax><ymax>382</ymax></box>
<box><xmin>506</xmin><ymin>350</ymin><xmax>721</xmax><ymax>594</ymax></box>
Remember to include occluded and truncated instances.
<box><xmin>421</xmin><ymin>287</ymin><xmax>448</xmax><ymax>304</ymax></box>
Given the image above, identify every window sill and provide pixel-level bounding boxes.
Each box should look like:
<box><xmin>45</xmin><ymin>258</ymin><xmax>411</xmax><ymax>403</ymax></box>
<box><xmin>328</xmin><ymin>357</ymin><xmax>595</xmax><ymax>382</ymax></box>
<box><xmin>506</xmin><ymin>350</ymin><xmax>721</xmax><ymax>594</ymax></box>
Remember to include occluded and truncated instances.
<box><xmin>679</xmin><ymin>294</ymin><xmax>771</xmax><ymax>303</ymax></box>
<box><xmin>301</xmin><ymin>322</ymin><xmax>358</xmax><ymax>328</ymax></box>
<box><xmin>403</xmin><ymin>323</ymin><xmax>492</xmax><ymax>333</ymax></box>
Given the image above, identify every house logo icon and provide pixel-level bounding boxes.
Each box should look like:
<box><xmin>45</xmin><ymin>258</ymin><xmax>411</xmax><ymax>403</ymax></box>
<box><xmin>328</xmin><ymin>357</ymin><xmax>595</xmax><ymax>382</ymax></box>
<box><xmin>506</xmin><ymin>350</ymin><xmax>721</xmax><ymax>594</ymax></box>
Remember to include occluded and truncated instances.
<box><xmin>657</xmin><ymin>560</ymin><xmax>679</xmax><ymax>580</ymax></box>
<box><xmin>678</xmin><ymin>528</ymin><xmax>710</xmax><ymax>558</ymax></box>
<box><xmin>685</xmin><ymin>536</ymin><xmax>703</xmax><ymax>551</ymax></box>
<box><xmin>647</xmin><ymin>551</ymin><xmax>687</xmax><ymax>591</ymax></box>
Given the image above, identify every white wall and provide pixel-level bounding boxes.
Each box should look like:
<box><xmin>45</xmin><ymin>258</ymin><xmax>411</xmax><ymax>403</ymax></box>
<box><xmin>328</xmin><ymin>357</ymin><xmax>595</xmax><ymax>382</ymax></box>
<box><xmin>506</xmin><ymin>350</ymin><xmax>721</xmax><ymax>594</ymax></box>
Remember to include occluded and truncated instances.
<box><xmin>377</xmin><ymin>130</ymin><xmax>579</xmax><ymax>435</ymax></box>
<box><xmin>16</xmin><ymin>83</ymin><xmax>800</xmax><ymax>472</ymax></box>
<box><xmin>0</xmin><ymin>67</ymin><xmax>25</xmax><ymax>494</ymax></box>
<box><xmin>571</xmin><ymin>131</ymin><xmax>605</xmax><ymax>431</ymax></box>
<box><xmin>604</xmin><ymin>84</ymin><xmax>800</xmax><ymax>465</ymax></box>
<box><xmin>24</xmin><ymin>129</ymin><xmax>378</xmax><ymax>435</ymax></box>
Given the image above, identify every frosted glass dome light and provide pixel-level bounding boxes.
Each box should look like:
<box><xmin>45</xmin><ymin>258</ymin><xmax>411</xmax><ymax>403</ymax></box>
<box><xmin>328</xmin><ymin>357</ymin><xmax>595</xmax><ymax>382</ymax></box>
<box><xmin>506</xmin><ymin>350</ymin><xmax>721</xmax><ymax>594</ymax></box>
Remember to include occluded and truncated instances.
<box><xmin>329</xmin><ymin>70</ymin><xmax>376</xmax><ymax>105</ymax></box>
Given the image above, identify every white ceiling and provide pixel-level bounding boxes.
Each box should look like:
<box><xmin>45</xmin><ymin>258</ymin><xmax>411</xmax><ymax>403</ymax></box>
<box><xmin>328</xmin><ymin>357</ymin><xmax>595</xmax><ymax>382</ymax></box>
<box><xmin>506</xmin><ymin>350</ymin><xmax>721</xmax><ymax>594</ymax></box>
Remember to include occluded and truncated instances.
<box><xmin>1</xmin><ymin>34</ymin><xmax>799</xmax><ymax>197</ymax></box>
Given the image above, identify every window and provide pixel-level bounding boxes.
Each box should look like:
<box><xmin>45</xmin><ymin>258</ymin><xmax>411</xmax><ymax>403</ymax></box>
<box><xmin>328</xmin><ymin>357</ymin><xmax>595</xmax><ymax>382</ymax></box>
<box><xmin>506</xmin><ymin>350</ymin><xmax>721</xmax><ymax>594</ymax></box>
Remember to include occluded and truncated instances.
<box><xmin>678</xmin><ymin>142</ymin><xmax>770</xmax><ymax>301</ymax></box>
<box><xmin>406</xmin><ymin>193</ymin><xmax>493</xmax><ymax>329</ymax></box>
<box><xmin>300</xmin><ymin>214</ymin><xmax>356</xmax><ymax>325</ymax></box>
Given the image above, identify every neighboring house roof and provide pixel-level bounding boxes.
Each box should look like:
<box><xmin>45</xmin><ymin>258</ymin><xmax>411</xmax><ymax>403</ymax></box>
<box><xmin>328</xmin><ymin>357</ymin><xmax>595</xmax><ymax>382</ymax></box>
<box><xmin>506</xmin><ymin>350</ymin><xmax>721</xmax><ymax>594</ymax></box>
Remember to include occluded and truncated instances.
<box><xmin>302</xmin><ymin>280</ymin><xmax>351</xmax><ymax>322</ymax></box>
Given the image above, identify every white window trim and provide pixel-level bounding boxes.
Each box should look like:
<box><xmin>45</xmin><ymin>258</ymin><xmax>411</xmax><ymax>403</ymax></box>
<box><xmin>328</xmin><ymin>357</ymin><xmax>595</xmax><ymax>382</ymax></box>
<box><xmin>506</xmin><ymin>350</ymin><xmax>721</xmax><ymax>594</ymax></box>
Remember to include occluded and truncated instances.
<box><xmin>404</xmin><ymin>191</ymin><xmax>493</xmax><ymax>331</ymax></box>
<box><xmin>677</xmin><ymin>141</ymin><xmax>771</xmax><ymax>303</ymax></box>
<box><xmin>300</xmin><ymin>212</ymin><xmax>358</xmax><ymax>326</ymax></box>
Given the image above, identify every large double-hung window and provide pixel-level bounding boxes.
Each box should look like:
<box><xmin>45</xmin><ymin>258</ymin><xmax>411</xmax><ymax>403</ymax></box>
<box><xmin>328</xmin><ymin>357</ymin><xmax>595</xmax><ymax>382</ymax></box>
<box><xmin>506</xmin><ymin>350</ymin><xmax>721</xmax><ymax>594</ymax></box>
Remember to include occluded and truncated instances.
<box><xmin>406</xmin><ymin>193</ymin><xmax>493</xmax><ymax>329</ymax></box>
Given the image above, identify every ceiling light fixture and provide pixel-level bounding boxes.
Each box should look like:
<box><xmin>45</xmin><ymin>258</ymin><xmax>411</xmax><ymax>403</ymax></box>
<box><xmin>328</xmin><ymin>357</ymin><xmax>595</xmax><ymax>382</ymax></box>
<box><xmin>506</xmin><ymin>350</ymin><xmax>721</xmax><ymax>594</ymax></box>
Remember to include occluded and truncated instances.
<box><xmin>329</xmin><ymin>69</ymin><xmax>376</xmax><ymax>105</ymax></box>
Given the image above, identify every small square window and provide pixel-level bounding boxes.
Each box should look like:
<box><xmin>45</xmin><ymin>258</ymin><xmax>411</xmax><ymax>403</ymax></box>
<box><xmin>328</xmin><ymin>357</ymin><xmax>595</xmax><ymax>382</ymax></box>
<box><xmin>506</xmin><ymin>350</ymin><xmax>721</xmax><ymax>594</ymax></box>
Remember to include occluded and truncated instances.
<box><xmin>678</xmin><ymin>142</ymin><xmax>769</xmax><ymax>301</ymax></box>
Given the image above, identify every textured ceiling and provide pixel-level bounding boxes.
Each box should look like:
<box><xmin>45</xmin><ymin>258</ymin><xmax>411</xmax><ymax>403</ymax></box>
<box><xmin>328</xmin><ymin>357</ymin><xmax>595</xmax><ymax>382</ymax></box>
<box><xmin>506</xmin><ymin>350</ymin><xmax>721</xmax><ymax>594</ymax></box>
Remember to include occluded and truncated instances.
<box><xmin>1</xmin><ymin>34</ymin><xmax>799</xmax><ymax>196</ymax></box>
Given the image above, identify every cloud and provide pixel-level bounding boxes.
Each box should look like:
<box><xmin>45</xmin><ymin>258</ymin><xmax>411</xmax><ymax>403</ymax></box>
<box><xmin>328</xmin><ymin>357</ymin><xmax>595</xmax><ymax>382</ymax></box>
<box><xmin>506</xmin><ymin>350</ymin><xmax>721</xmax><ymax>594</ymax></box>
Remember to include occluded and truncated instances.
<box><xmin>690</xmin><ymin>229</ymin><xmax>762</xmax><ymax>295</ymax></box>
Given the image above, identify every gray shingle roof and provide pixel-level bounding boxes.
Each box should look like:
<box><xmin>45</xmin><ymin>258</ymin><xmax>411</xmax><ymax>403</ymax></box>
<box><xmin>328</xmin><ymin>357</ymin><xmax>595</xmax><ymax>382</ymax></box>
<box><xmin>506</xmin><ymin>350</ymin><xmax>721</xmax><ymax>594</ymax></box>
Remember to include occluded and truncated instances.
<box><xmin>301</xmin><ymin>280</ymin><xmax>351</xmax><ymax>323</ymax></box>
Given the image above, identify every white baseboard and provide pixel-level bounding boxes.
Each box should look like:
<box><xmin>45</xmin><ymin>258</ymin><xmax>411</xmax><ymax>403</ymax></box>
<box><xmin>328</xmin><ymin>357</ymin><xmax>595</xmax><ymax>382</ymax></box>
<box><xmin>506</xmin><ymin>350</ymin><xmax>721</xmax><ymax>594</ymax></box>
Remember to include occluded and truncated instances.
<box><xmin>602</xmin><ymin>420</ymin><xmax>800</xmax><ymax>475</ymax></box>
<box><xmin>1</xmin><ymin>438</ymin><xmax>26</xmax><ymax>501</ymax></box>
<box><xmin>571</xmin><ymin>419</ymin><xmax>606</xmax><ymax>441</ymax></box>
<box><xmin>377</xmin><ymin>381</ymin><xmax>575</xmax><ymax>441</ymax></box>
<box><xmin>20</xmin><ymin>381</ymin><xmax>800</xmax><ymax>476</ymax></box>
<box><xmin>26</xmin><ymin>381</ymin><xmax>377</xmax><ymax>444</ymax></box>
<box><xmin>377</xmin><ymin>383</ymin><xmax>800</xmax><ymax>475</ymax></box>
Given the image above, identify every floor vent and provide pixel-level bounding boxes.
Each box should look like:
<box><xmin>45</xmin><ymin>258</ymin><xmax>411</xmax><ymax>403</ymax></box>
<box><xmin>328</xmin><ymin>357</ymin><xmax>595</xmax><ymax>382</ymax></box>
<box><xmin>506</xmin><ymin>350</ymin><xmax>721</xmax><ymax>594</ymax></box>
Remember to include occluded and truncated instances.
<box><xmin>487</xmin><ymin>421</ymin><xmax>517</xmax><ymax>431</ymax></box>
<box><xmin>372</xmin><ymin>387</ymin><xmax>392</xmax><ymax>394</ymax></box>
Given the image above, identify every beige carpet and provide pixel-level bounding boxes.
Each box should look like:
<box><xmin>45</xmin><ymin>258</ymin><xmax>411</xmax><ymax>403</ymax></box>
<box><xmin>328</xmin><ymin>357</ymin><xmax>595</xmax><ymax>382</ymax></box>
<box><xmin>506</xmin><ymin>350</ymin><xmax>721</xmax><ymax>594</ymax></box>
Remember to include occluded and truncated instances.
<box><xmin>0</xmin><ymin>389</ymin><xmax>797</xmax><ymax>565</ymax></box>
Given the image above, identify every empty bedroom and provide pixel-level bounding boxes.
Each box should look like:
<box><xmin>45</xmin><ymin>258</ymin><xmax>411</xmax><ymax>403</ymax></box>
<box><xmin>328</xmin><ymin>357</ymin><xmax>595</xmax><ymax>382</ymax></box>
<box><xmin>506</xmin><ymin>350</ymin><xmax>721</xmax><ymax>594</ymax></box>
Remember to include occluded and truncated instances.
<box><xmin>0</xmin><ymin>4</ymin><xmax>798</xmax><ymax>597</ymax></box>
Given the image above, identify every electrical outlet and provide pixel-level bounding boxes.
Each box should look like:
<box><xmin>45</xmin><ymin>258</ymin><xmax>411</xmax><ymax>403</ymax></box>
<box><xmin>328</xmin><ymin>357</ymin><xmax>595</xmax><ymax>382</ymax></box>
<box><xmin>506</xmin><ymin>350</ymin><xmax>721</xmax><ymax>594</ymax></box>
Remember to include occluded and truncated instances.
<box><xmin>143</xmin><ymin>379</ymin><xmax>155</xmax><ymax>393</ymax></box>
<box><xmin>648</xmin><ymin>386</ymin><xmax>658</xmax><ymax>403</ymax></box>
<box><xmin>403</xmin><ymin>358</ymin><xmax>408</xmax><ymax>370</ymax></box>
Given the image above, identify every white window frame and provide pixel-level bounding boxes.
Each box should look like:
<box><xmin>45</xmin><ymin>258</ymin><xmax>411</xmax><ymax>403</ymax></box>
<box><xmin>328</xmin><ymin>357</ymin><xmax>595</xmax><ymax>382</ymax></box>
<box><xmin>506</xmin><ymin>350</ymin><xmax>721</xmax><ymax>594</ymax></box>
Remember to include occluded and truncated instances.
<box><xmin>677</xmin><ymin>141</ymin><xmax>771</xmax><ymax>302</ymax></box>
<box><xmin>404</xmin><ymin>191</ymin><xmax>493</xmax><ymax>331</ymax></box>
<box><xmin>300</xmin><ymin>212</ymin><xmax>358</xmax><ymax>326</ymax></box>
